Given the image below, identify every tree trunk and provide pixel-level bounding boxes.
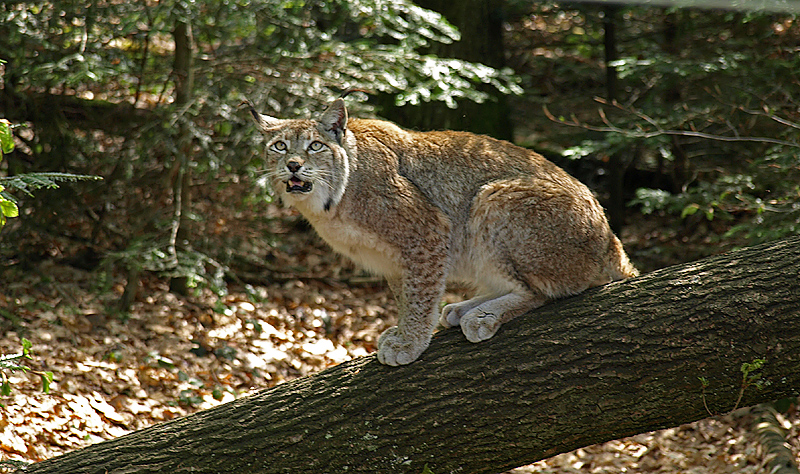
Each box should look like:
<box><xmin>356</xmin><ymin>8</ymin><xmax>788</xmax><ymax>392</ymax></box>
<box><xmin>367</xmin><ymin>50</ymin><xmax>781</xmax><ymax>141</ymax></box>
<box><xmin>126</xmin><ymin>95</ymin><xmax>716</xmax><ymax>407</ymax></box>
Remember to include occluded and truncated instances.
<box><xmin>662</xmin><ymin>11</ymin><xmax>691</xmax><ymax>193</ymax></box>
<box><xmin>602</xmin><ymin>5</ymin><xmax>626</xmax><ymax>234</ymax></box>
<box><xmin>20</xmin><ymin>236</ymin><xmax>800</xmax><ymax>474</ymax></box>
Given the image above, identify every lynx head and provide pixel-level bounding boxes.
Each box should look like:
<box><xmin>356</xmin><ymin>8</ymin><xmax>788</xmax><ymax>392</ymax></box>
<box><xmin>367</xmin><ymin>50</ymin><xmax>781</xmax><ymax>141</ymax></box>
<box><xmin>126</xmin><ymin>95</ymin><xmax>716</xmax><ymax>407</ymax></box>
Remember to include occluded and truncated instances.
<box><xmin>250</xmin><ymin>99</ymin><xmax>351</xmax><ymax>215</ymax></box>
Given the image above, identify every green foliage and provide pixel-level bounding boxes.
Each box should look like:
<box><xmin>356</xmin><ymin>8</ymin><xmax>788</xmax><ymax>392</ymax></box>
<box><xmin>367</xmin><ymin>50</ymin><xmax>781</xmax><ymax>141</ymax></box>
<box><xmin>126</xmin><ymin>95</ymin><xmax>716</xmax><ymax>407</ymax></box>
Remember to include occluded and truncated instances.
<box><xmin>1</xmin><ymin>1</ymin><xmax>517</xmax><ymax>113</ymax></box>
<box><xmin>629</xmin><ymin>188</ymin><xmax>673</xmax><ymax>216</ymax></box>
<box><xmin>632</xmin><ymin>174</ymin><xmax>759</xmax><ymax>221</ymax></box>
<box><xmin>0</xmin><ymin>118</ymin><xmax>102</xmax><ymax>229</ymax></box>
<box><xmin>0</xmin><ymin>119</ymin><xmax>19</xmax><ymax>228</ymax></box>
<box><xmin>0</xmin><ymin>183</ymin><xmax>18</xmax><ymax>228</ymax></box>
<box><xmin>0</xmin><ymin>0</ymin><xmax>521</xmax><ymax>295</ymax></box>
<box><xmin>731</xmin><ymin>358</ymin><xmax>767</xmax><ymax>411</ymax></box>
<box><xmin>535</xmin><ymin>5</ymin><xmax>800</xmax><ymax>249</ymax></box>
<box><xmin>0</xmin><ymin>338</ymin><xmax>55</xmax><ymax>399</ymax></box>
<box><xmin>101</xmin><ymin>239</ymin><xmax>228</xmax><ymax>297</ymax></box>
<box><xmin>698</xmin><ymin>358</ymin><xmax>768</xmax><ymax>415</ymax></box>
<box><xmin>741</xmin><ymin>358</ymin><xmax>766</xmax><ymax>389</ymax></box>
<box><xmin>0</xmin><ymin>172</ymin><xmax>102</xmax><ymax>197</ymax></box>
<box><xmin>0</xmin><ymin>118</ymin><xmax>13</xmax><ymax>155</ymax></box>
<box><xmin>631</xmin><ymin>148</ymin><xmax>800</xmax><ymax>243</ymax></box>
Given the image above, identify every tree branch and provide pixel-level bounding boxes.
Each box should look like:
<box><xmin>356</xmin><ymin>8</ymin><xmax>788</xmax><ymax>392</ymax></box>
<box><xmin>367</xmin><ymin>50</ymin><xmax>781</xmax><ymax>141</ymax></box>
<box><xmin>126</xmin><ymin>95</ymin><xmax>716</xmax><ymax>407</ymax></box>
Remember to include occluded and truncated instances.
<box><xmin>19</xmin><ymin>236</ymin><xmax>800</xmax><ymax>474</ymax></box>
<box><xmin>544</xmin><ymin>100</ymin><xmax>800</xmax><ymax>149</ymax></box>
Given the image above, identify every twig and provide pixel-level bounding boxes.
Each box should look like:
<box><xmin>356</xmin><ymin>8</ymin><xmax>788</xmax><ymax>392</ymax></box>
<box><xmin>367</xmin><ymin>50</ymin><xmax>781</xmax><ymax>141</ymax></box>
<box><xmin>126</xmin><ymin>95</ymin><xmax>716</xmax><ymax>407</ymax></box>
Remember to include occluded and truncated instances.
<box><xmin>709</xmin><ymin>85</ymin><xmax>800</xmax><ymax>132</ymax></box>
<box><xmin>543</xmin><ymin>102</ymin><xmax>800</xmax><ymax>149</ymax></box>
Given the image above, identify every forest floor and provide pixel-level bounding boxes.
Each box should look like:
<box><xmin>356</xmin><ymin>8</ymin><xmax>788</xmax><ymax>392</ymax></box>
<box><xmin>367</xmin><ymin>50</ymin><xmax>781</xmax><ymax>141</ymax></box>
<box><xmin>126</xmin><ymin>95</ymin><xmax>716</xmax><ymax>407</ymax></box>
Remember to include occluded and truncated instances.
<box><xmin>1</xmin><ymin>189</ymin><xmax>799</xmax><ymax>472</ymax></box>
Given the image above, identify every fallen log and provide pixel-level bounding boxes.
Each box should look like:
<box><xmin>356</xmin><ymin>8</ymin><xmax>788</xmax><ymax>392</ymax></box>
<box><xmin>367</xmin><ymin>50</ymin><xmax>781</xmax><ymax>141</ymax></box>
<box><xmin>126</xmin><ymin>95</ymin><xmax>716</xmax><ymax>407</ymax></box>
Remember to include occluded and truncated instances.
<box><xmin>20</xmin><ymin>236</ymin><xmax>800</xmax><ymax>474</ymax></box>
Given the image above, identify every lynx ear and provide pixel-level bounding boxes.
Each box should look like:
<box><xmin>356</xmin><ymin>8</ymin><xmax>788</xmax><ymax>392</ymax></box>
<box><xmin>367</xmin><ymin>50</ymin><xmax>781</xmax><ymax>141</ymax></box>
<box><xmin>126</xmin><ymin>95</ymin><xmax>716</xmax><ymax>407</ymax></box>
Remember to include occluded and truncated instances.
<box><xmin>247</xmin><ymin>101</ymin><xmax>284</xmax><ymax>132</ymax></box>
<box><xmin>318</xmin><ymin>98</ymin><xmax>348</xmax><ymax>143</ymax></box>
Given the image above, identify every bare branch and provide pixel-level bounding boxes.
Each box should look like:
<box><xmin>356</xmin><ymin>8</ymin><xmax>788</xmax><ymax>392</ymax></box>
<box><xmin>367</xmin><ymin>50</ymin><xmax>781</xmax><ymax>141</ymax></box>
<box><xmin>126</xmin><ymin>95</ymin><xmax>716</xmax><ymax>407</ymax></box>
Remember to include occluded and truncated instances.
<box><xmin>543</xmin><ymin>101</ymin><xmax>800</xmax><ymax>149</ymax></box>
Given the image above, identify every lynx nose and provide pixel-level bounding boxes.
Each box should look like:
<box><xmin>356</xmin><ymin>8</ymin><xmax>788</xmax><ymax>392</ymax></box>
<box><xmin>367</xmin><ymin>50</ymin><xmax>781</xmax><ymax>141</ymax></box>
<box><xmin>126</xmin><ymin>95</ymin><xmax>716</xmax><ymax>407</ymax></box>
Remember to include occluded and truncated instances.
<box><xmin>287</xmin><ymin>160</ymin><xmax>304</xmax><ymax>173</ymax></box>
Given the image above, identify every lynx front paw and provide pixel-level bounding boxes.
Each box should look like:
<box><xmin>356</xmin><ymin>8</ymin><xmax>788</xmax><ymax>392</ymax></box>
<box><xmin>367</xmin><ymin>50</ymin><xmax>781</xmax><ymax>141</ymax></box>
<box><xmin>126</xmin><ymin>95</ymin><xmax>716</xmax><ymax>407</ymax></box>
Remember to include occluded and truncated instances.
<box><xmin>376</xmin><ymin>327</ymin><xmax>428</xmax><ymax>366</ymax></box>
<box><xmin>460</xmin><ymin>311</ymin><xmax>501</xmax><ymax>343</ymax></box>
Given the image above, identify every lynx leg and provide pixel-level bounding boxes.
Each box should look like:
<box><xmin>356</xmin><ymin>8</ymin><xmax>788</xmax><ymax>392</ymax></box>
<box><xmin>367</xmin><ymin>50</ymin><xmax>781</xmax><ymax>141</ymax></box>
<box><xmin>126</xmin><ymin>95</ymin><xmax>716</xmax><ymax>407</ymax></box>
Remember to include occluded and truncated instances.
<box><xmin>459</xmin><ymin>292</ymin><xmax>546</xmax><ymax>343</ymax></box>
<box><xmin>376</xmin><ymin>197</ymin><xmax>450</xmax><ymax>366</ymax></box>
<box><xmin>378</xmin><ymin>278</ymin><xmax>428</xmax><ymax>366</ymax></box>
<box><xmin>378</xmin><ymin>273</ymin><xmax>446</xmax><ymax>365</ymax></box>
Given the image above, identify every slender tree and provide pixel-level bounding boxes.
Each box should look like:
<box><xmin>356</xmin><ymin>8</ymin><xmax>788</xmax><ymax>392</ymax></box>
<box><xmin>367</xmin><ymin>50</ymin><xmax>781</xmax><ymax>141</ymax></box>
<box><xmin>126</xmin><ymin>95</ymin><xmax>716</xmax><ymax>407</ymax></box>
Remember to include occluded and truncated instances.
<box><xmin>167</xmin><ymin>15</ymin><xmax>195</xmax><ymax>296</ymax></box>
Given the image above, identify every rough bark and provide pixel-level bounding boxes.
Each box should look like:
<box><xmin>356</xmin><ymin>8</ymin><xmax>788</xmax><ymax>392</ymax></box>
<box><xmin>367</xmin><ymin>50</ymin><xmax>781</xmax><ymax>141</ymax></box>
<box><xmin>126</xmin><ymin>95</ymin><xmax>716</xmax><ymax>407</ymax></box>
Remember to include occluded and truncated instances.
<box><xmin>21</xmin><ymin>236</ymin><xmax>800</xmax><ymax>474</ymax></box>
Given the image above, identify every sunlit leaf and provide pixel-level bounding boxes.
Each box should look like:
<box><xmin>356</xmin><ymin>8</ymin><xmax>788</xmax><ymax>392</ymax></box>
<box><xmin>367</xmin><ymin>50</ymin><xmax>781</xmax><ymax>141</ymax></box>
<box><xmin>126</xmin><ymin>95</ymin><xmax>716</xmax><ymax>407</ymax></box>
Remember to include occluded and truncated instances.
<box><xmin>681</xmin><ymin>203</ymin><xmax>701</xmax><ymax>218</ymax></box>
<box><xmin>0</xmin><ymin>200</ymin><xmax>19</xmax><ymax>219</ymax></box>
<box><xmin>0</xmin><ymin>119</ymin><xmax>14</xmax><ymax>155</ymax></box>
<box><xmin>21</xmin><ymin>338</ymin><xmax>32</xmax><ymax>358</ymax></box>
<box><xmin>41</xmin><ymin>371</ymin><xmax>54</xmax><ymax>394</ymax></box>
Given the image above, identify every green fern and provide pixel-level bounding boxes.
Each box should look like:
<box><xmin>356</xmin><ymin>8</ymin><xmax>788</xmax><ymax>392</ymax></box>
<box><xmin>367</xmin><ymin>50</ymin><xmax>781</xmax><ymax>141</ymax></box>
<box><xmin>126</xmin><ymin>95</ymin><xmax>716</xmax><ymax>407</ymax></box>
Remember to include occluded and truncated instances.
<box><xmin>0</xmin><ymin>119</ymin><xmax>102</xmax><ymax>227</ymax></box>
<box><xmin>0</xmin><ymin>172</ymin><xmax>102</xmax><ymax>197</ymax></box>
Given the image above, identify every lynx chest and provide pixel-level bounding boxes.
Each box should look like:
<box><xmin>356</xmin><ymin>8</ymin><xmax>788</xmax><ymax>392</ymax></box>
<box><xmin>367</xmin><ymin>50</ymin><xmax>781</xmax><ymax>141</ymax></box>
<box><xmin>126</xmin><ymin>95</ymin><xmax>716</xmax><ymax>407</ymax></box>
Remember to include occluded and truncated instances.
<box><xmin>303</xmin><ymin>212</ymin><xmax>403</xmax><ymax>280</ymax></box>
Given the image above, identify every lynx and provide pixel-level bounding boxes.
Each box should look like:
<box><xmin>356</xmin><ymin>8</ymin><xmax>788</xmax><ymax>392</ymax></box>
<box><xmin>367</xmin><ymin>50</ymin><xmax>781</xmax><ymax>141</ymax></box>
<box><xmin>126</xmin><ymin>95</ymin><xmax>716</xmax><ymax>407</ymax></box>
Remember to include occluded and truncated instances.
<box><xmin>250</xmin><ymin>98</ymin><xmax>638</xmax><ymax>366</ymax></box>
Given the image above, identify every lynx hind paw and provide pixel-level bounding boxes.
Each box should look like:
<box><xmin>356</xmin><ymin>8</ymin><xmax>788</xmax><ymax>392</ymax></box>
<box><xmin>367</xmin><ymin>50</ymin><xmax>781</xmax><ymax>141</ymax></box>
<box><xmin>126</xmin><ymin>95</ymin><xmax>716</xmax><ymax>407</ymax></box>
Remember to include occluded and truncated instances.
<box><xmin>460</xmin><ymin>311</ymin><xmax>501</xmax><ymax>343</ymax></box>
<box><xmin>440</xmin><ymin>298</ymin><xmax>486</xmax><ymax>328</ymax></box>
<box><xmin>439</xmin><ymin>303</ymin><xmax>462</xmax><ymax>328</ymax></box>
<box><xmin>377</xmin><ymin>327</ymin><xmax>429</xmax><ymax>366</ymax></box>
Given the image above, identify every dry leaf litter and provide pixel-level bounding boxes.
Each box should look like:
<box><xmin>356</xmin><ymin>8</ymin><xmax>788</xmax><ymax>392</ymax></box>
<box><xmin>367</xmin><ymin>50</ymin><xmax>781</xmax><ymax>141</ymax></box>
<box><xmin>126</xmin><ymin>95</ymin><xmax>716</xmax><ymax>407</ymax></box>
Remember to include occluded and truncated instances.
<box><xmin>1</xmin><ymin>199</ymin><xmax>798</xmax><ymax>473</ymax></box>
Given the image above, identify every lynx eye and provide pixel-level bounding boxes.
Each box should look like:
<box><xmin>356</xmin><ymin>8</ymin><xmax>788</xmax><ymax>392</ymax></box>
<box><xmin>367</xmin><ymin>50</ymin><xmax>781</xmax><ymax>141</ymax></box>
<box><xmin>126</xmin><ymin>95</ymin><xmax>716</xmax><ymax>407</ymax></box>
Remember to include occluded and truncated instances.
<box><xmin>270</xmin><ymin>140</ymin><xmax>288</xmax><ymax>153</ymax></box>
<box><xmin>308</xmin><ymin>141</ymin><xmax>326</xmax><ymax>152</ymax></box>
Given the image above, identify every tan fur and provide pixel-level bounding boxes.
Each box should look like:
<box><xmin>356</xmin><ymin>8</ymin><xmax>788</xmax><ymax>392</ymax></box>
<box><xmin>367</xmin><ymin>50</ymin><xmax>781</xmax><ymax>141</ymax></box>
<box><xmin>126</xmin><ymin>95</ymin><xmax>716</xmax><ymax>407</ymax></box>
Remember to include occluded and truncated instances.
<box><xmin>251</xmin><ymin>99</ymin><xmax>638</xmax><ymax>365</ymax></box>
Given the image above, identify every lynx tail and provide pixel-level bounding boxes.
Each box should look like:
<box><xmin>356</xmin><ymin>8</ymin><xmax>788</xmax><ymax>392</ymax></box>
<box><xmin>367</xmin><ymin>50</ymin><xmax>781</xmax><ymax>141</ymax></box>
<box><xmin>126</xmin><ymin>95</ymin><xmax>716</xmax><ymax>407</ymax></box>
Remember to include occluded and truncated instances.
<box><xmin>609</xmin><ymin>236</ymin><xmax>639</xmax><ymax>280</ymax></box>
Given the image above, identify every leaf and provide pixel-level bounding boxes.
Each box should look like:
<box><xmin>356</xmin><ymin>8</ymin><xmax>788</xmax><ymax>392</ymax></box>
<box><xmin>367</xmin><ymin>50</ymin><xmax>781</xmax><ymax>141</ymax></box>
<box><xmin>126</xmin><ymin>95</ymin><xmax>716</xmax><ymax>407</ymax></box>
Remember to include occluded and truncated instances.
<box><xmin>630</xmin><ymin>188</ymin><xmax>672</xmax><ymax>215</ymax></box>
<box><xmin>41</xmin><ymin>371</ymin><xmax>54</xmax><ymax>394</ymax></box>
<box><xmin>0</xmin><ymin>119</ymin><xmax>14</xmax><ymax>155</ymax></box>
<box><xmin>0</xmin><ymin>172</ymin><xmax>102</xmax><ymax>197</ymax></box>
<box><xmin>0</xmin><ymin>199</ymin><xmax>19</xmax><ymax>219</ymax></box>
<box><xmin>420</xmin><ymin>464</ymin><xmax>436</xmax><ymax>474</ymax></box>
<box><xmin>681</xmin><ymin>203</ymin><xmax>701</xmax><ymax>218</ymax></box>
<box><xmin>21</xmin><ymin>338</ymin><xmax>33</xmax><ymax>358</ymax></box>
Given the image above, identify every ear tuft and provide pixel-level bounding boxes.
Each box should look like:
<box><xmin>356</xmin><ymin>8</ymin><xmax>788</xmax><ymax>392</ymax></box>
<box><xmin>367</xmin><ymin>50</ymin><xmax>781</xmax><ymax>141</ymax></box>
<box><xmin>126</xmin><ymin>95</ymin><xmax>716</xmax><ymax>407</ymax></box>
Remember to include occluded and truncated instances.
<box><xmin>247</xmin><ymin>100</ymin><xmax>284</xmax><ymax>132</ymax></box>
<box><xmin>319</xmin><ymin>98</ymin><xmax>348</xmax><ymax>143</ymax></box>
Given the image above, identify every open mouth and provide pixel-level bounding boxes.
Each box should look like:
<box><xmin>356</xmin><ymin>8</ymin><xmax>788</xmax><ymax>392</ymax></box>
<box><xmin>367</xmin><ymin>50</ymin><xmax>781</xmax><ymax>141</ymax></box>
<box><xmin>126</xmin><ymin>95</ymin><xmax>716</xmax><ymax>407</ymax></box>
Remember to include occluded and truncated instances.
<box><xmin>286</xmin><ymin>176</ymin><xmax>313</xmax><ymax>193</ymax></box>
